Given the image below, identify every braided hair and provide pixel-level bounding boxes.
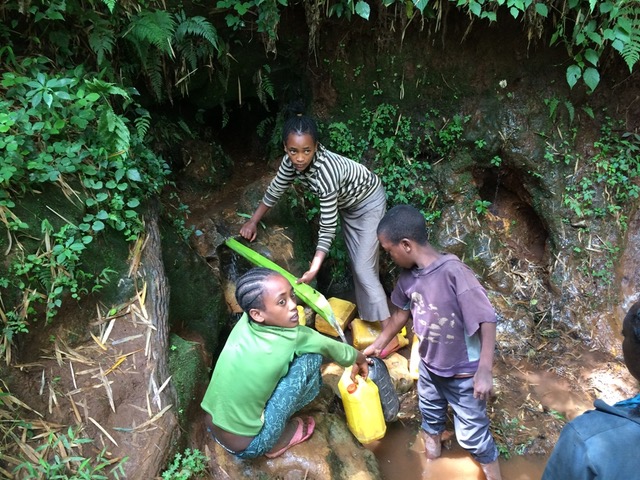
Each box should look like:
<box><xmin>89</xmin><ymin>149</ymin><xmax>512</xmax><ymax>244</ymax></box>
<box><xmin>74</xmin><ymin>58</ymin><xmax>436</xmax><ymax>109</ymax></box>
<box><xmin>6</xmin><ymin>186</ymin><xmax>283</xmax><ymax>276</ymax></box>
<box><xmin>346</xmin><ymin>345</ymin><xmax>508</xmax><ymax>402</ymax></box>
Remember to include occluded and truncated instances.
<box><xmin>281</xmin><ymin>101</ymin><xmax>319</xmax><ymax>144</ymax></box>
<box><xmin>235</xmin><ymin>267</ymin><xmax>280</xmax><ymax>314</ymax></box>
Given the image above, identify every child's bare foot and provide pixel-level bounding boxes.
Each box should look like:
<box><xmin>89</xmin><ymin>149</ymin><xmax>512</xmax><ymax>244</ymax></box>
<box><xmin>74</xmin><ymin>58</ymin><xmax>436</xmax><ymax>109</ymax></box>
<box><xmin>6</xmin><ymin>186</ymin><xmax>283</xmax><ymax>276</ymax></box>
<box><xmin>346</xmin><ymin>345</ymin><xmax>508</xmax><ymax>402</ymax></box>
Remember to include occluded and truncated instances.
<box><xmin>422</xmin><ymin>431</ymin><xmax>442</xmax><ymax>459</ymax></box>
<box><xmin>265</xmin><ymin>416</ymin><xmax>315</xmax><ymax>458</ymax></box>
<box><xmin>480</xmin><ymin>459</ymin><xmax>502</xmax><ymax>480</ymax></box>
<box><xmin>421</xmin><ymin>430</ymin><xmax>454</xmax><ymax>459</ymax></box>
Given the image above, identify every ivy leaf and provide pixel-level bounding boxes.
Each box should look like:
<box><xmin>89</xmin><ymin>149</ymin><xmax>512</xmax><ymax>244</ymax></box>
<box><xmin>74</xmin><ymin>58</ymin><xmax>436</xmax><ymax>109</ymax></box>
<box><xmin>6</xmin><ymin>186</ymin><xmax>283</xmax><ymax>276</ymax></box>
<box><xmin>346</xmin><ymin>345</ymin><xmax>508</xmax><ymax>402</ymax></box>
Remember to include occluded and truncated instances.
<box><xmin>583</xmin><ymin>67</ymin><xmax>600</xmax><ymax>92</ymax></box>
<box><xmin>413</xmin><ymin>0</ymin><xmax>428</xmax><ymax>12</ymax></box>
<box><xmin>481</xmin><ymin>11</ymin><xmax>497</xmax><ymax>22</ymax></box>
<box><xmin>126</xmin><ymin>169</ymin><xmax>142</xmax><ymax>181</ymax></box>
<box><xmin>469</xmin><ymin>1</ymin><xmax>481</xmax><ymax>16</ymax></box>
<box><xmin>535</xmin><ymin>3</ymin><xmax>548</xmax><ymax>17</ymax></box>
<box><xmin>599</xmin><ymin>2</ymin><xmax>614</xmax><ymax>13</ymax></box>
<box><xmin>584</xmin><ymin>49</ymin><xmax>599</xmax><ymax>66</ymax></box>
<box><xmin>566</xmin><ymin>65</ymin><xmax>582</xmax><ymax>89</ymax></box>
<box><xmin>43</xmin><ymin>91</ymin><xmax>53</xmax><ymax>108</ymax></box>
<box><xmin>355</xmin><ymin>1</ymin><xmax>370</xmax><ymax>20</ymax></box>
<box><xmin>92</xmin><ymin>220</ymin><xmax>105</xmax><ymax>232</ymax></box>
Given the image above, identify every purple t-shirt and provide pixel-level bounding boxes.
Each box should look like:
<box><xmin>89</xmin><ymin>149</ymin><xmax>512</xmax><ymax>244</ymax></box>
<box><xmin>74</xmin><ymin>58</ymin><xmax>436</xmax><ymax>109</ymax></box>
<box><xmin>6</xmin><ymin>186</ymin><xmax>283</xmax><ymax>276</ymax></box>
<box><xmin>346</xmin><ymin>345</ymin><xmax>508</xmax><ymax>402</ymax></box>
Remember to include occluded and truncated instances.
<box><xmin>390</xmin><ymin>253</ymin><xmax>496</xmax><ymax>377</ymax></box>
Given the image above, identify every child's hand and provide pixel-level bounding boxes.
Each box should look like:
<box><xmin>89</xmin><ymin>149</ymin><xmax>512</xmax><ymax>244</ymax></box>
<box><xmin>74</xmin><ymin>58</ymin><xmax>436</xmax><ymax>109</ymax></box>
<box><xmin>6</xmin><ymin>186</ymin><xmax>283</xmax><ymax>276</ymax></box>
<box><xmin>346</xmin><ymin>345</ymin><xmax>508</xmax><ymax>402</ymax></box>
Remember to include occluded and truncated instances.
<box><xmin>350</xmin><ymin>352</ymin><xmax>369</xmax><ymax>381</ymax></box>
<box><xmin>240</xmin><ymin>221</ymin><xmax>258</xmax><ymax>242</ymax></box>
<box><xmin>473</xmin><ymin>367</ymin><xmax>494</xmax><ymax>401</ymax></box>
<box><xmin>296</xmin><ymin>269</ymin><xmax>318</xmax><ymax>284</ymax></box>
<box><xmin>362</xmin><ymin>342</ymin><xmax>383</xmax><ymax>357</ymax></box>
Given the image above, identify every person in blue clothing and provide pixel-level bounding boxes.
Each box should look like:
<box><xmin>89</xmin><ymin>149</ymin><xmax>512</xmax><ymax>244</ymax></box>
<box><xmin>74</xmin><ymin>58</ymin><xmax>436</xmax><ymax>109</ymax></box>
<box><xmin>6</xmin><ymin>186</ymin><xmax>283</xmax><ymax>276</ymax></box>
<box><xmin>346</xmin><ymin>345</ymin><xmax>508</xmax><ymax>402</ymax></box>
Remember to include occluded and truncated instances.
<box><xmin>542</xmin><ymin>299</ymin><xmax>640</xmax><ymax>479</ymax></box>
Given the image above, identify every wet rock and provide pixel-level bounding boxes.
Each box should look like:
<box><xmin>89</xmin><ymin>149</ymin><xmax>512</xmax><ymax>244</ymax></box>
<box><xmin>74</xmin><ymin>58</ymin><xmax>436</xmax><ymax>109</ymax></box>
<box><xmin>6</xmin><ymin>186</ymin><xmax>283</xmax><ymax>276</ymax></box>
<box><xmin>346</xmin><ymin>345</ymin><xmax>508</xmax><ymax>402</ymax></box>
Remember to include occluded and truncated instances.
<box><xmin>206</xmin><ymin>412</ymin><xmax>381</xmax><ymax>480</ymax></box>
<box><xmin>205</xmin><ymin>399</ymin><xmax>382</xmax><ymax>480</ymax></box>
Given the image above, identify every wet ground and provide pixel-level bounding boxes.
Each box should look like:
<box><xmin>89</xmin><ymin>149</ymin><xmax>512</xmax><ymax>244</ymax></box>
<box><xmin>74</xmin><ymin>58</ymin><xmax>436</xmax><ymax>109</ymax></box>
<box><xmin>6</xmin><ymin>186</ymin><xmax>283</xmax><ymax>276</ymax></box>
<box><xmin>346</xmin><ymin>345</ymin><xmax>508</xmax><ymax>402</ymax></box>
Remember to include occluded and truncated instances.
<box><xmin>368</xmin><ymin>421</ymin><xmax>546</xmax><ymax>480</ymax></box>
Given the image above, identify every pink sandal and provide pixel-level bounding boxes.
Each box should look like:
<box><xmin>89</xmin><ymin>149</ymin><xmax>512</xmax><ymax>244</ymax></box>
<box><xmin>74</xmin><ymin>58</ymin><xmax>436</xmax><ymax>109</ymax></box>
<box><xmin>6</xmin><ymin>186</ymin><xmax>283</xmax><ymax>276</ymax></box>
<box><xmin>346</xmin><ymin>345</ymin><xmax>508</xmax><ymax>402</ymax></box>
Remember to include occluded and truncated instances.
<box><xmin>265</xmin><ymin>416</ymin><xmax>315</xmax><ymax>458</ymax></box>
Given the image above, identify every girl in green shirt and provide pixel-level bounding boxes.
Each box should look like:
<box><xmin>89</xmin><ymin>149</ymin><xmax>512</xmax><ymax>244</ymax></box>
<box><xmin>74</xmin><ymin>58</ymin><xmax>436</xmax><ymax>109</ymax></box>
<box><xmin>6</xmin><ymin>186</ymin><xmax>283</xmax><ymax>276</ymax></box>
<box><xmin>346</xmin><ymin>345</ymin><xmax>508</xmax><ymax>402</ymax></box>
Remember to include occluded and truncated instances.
<box><xmin>201</xmin><ymin>267</ymin><xmax>369</xmax><ymax>458</ymax></box>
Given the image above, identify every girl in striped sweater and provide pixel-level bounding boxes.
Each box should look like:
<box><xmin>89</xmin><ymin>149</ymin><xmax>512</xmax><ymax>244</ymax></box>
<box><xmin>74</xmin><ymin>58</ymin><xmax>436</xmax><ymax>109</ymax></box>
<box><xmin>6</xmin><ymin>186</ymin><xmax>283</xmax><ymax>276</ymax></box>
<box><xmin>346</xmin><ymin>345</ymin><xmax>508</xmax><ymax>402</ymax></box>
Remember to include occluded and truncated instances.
<box><xmin>240</xmin><ymin>108</ymin><xmax>398</xmax><ymax>355</ymax></box>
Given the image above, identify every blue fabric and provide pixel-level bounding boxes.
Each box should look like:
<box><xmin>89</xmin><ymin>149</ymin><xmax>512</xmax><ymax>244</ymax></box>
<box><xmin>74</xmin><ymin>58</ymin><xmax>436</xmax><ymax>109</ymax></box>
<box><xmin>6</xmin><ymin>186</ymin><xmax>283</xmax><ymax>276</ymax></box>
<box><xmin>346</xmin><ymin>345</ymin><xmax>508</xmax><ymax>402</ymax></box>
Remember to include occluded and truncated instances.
<box><xmin>236</xmin><ymin>353</ymin><xmax>322</xmax><ymax>459</ymax></box>
<box><xmin>614</xmin><ymin>392</ymin><xmax>640</xmax><ymax>409</ymax></box>
<box><xmin>417</xmin><ymin>362</ymin><xmax>498</xmax><ymax>464</ymax></box>
<box><xmin>542</xmin><ymin>396</ymin><xmax>640</xmax><ymax>479</ymax></box>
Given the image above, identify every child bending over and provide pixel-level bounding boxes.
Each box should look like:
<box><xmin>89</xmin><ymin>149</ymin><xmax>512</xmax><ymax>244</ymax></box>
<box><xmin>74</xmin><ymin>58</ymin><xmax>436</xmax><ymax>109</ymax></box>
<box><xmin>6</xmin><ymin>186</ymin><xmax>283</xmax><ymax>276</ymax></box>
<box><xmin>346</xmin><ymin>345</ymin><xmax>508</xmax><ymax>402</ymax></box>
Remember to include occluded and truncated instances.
<box><xmin>240</xmin><ymin>104</ymin><xmax>400</xmax><ymax>356</ymax></box>
<box><xmin>359</xmin><ymin>205</ymin><xmax>502</xmax><ymax>480</ymax></box>
<box><xmin>201</xmin><ymin>267</ymin><xmax>369</xmax><ymax>459</ymax></box>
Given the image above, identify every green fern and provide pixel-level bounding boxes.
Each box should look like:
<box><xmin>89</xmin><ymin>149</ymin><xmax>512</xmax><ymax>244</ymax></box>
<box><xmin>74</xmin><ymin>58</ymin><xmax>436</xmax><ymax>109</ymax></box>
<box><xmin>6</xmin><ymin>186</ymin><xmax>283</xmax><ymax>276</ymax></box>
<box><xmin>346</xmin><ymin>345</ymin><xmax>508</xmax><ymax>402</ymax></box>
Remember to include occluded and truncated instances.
<box><xmin>88</xmin><ymin>18</ymin><xmax>116</xmax><ymax>66</ymax></box>
<box><xmin>619</xmin><ymin>5</ymin><xmax>640</xmax><ymax>73</ymax></box>
<box><xmin>174</xmin><ymin>11</ymin><xmax>219</xmax><ymax>50</ymax></box>
<box><xmin>146</xmin><ymin>52</ymin><xmax>166</xmax><ymax>101</ymax></box>
<box><xmin>134</xmin><ymin>111</ymin><xmax>151</xmax><ymax>140</ymax></box>
<box><xmin>126</xmin><ymin>10</ymin><xmax>176</xmax><ymax>57</ymax></box>
<box><xmin>98</xmin><ymin>106</ymin><xmax>131</xmax><ymax>158</ymax></box>
<box><xmin>256</xmin><ymin>116</ymin><xmax>274</xmax><ymax>138</ymax></box>
<box><xmin>254</xmin><ymin>65</ymin><xmax>274</xmax><ymax>110</ymax></box>
<box><xmin>101</xmin><ymin>0</ymin><xmax>116</xmax><ymax>13</ymax></box>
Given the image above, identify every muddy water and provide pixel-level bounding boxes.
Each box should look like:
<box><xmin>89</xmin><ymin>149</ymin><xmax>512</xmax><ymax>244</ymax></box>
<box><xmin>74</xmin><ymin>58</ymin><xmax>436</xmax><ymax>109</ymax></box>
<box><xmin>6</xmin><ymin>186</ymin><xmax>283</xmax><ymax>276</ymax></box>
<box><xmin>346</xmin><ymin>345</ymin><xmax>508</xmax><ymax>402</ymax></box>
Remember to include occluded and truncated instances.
<box><xmin>367</xmin><ymin>421</ymin><xmax>547</xmax><ymax>480</ymax></box>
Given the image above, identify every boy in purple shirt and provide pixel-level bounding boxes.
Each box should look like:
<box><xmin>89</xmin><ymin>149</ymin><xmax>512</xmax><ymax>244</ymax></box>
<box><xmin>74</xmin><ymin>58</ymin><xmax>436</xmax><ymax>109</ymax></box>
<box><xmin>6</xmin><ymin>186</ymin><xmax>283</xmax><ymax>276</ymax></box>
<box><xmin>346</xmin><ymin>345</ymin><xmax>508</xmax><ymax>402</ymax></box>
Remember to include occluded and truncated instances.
<box><xmin>360</xmin><ymin>204</ymin><xmax>502</xmax><ymax>480</ymax></box>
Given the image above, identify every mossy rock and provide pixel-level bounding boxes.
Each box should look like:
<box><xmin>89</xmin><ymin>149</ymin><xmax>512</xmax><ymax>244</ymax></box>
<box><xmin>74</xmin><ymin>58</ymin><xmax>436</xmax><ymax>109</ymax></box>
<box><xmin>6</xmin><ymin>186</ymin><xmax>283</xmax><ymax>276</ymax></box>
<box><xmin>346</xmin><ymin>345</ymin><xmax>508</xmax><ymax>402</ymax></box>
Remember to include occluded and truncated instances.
<box><xmin>161</xmin><ymin>219</ymin><xmax>226</xmax><ymax>354</ymax></box>
<box><xmin>168</xmin><ymin>333</ymin><xmax>210</xmax><ymax>423</ymax></box>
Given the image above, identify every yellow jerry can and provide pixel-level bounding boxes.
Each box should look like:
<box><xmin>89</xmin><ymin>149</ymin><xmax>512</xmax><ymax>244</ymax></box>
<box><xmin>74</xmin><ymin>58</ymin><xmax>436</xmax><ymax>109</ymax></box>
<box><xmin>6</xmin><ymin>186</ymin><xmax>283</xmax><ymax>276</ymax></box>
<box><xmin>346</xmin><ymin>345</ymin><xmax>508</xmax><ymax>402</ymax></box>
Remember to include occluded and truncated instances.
<box><xmin>315</xmin><ymin>297</ymin><xmax>356</xmax><ymax>337</ymax></box>
<box><xmin>351</xmin><ymin>318</ymin><xmax>409</xmax><ymax>351</ymax></box>
<box><xmin>338</xmin><ymin>369</ymin><xmax>386</xmax><ymax>443</ymax></box>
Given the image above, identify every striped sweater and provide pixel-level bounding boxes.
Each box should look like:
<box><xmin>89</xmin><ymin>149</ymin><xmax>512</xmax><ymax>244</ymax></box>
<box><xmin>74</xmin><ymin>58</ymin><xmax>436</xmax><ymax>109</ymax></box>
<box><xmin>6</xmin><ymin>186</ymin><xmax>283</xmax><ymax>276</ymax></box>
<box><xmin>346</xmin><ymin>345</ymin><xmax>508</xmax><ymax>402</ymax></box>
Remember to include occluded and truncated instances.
<box><xmin>263</xmin><ymin>144</ymin><xmax>382</xmax><ymax>253</ymax></box>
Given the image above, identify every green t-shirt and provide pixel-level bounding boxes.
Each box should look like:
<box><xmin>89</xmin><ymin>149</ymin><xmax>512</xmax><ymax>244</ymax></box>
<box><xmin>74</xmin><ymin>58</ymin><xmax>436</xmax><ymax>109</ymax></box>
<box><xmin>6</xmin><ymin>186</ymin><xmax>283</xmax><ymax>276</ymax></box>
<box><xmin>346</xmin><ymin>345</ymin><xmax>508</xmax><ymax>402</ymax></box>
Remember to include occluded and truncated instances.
<box><xmin>201</xmin><ymin>313</ymin><xmax>358</xmax><ymax>436</ymax></box>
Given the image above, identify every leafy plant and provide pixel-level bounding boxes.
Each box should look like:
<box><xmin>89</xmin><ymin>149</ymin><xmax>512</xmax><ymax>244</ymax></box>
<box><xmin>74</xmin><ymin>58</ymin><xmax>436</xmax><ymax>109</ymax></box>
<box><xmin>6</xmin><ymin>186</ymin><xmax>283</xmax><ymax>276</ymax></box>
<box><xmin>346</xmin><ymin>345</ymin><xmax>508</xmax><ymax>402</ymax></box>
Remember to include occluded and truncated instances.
<box><xmin>123</xmin><ymin>9</ymin><xmax>221</xmax><ymax>101</ymax></box>
<box><xmin>254</xmin><ymin>64</ymin><xmax>275</xmax><ymax>110</ymax></box>
<box><xmin>0</xmin><ymin>58</ymin><xmax>171</xmax><ymax>357</ymax></box>
<box><xmin>213</xmin><ymin>0</ymin><xmax>639</xmax><ymax>92</ymax></box>
<box><xmin>474</xmin><ymin>199</ymin><xmax>491</xmax><ymax>215</ymax></box>
<box><xmin>162</xmin><ymin>448</ymin><xmax>208</xmax><ymax>480</ymax></box>
<box><xmin>12</xmin><ymin>426</ymin><xmax>128</xmax><ymax>479</ymax></box>
<box><xmin>563</xmin><ymin>117</ymin><xmax>640</xmax><ymax>227</ymax></box>
<box><xmin>493</xmin><ymin>415</ymin><xmax>533</xmax><ymax>459</ymax></box>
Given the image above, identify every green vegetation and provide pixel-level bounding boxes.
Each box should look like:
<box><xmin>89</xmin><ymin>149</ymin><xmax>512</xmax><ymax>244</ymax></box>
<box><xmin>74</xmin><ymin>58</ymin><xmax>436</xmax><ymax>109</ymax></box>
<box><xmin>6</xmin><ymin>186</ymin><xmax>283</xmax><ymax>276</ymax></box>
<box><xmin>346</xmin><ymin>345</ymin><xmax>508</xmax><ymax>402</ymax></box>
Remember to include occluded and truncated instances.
<box><xmin>162</xmin><ymin>448</ymin><xmax>208</xmax><ymax>480</ymax></box>
<box><xmin>12</xmin><ymin>426</ymin><xmax>127</xmax><ymax>479</ymax></box>
<box><xmin>0</xmin><ymin>58</ymin><xmax>171</xmax><ymax>356</ymax></box>
<box><xmin>493</xmin><ymin>415</ymin><xmax>534</xmax><ymax>459</ymax></box>
<box><xmin>325</xmin><ymin>104</ymin><xmax>469</xmax><ymax>222</ymax></box>
<box><xmin>563</xmin><ymin>117</ymin><xmax>640</xmax><ymax>228</ymax></box>
<box><xmin>212</xmin><ymin>0</ymin><xmax>640</xmax><ymax>93</ymax></box>
<box><xmin>474</xmin><ymin>200</ymin><xmax>492</xmax><ymax>215</ymax></box>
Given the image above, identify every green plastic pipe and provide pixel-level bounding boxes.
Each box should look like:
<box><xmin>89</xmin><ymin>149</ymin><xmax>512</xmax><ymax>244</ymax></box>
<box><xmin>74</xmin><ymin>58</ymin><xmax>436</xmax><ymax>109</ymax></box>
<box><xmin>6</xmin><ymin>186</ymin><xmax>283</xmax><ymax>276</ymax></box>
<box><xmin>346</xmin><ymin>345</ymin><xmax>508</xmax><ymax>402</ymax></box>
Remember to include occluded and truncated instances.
<box><xmin>225</xmin><ymin>237</ymin><xmax>347</xmax><ymax>343</ymax></box>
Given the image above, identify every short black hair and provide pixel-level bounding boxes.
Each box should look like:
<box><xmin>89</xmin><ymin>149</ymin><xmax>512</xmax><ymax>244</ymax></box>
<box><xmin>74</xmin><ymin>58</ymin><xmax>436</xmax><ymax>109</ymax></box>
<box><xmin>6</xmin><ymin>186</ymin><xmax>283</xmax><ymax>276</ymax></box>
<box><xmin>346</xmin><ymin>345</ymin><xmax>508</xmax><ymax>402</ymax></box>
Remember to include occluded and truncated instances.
<box><xmin>377</xmin><ymin>204</ymin><xmax>429</xmax><ymax>245</ymax></box>
<box><xmin>235</xmin><ymin>267</ymin><xmax>281</xmax><ymax>312</ymax></box>
<box><xmin>624</xmin><ymin>300</ymin><xmax>640</xmax><ymax>344</ymax></box>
